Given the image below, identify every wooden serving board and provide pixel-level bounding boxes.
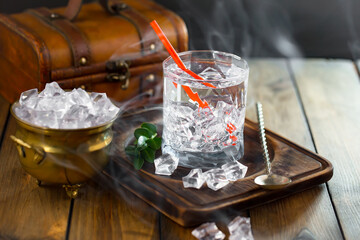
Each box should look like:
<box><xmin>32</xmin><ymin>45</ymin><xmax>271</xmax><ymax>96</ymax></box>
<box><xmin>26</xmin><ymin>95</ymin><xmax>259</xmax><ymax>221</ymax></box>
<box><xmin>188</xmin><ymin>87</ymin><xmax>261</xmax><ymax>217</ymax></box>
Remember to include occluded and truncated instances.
<box><xmin>103</xmin><ymin>107</ymin><xmax>333</xmax><ymax>227</ymax></box>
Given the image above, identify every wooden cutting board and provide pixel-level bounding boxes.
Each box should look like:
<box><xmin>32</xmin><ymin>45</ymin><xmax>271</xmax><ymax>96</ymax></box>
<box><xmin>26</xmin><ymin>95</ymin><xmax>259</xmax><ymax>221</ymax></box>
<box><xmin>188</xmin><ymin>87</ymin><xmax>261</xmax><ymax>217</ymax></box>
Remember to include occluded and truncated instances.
<box><xmin>103</xmin><ymin>107</ymin><xmax>333</xmax><ymax>227</ymax></box>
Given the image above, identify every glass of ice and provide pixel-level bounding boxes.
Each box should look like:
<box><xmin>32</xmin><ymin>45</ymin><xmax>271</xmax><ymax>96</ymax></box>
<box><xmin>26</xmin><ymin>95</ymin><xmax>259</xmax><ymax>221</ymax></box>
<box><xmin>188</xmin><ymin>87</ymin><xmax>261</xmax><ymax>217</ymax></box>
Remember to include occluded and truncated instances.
<box><xmin>162</xmin><ymin>50</ymin><xmax>249</xmax><ymax>169</ymax></box>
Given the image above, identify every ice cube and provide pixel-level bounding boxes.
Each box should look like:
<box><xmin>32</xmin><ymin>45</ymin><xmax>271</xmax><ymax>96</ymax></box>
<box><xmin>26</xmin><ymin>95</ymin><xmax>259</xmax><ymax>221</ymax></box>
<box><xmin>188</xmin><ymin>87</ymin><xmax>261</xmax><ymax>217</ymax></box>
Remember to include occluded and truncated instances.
<box><xmin>68</xmin><ymin>88</ymin><xmax>94</xmax><ymax>114</ymax></box>
<box><xmin>33</xmin><ymin>110</ymin><xmax>59</xmax><ymax>128</ymax></box>
<box><xmin>39</xmin><ymin>82</ymin><xmax>65</xmax><ymax>97</ymax></box>
<box><xmin>36</xmin><ymin>95</ymin><xmax>67</xmax><ymax>113</ymax></box>
<box><xmin>64</xmin><ymin>105</ymin><xmax>89</xmax><ymax>121</ymax></box>
<box><xmin>14</xmin><ymin>105</ymin><xmax>34</xmax><ymax>122</ymax></box>
<box><xmin>221</xmin><ymin>161</ymin><xmax>248</xmax><ymax>181</ymax></box>
<box><xmin>59</xmin><ymin>118</ymin><xmax>78</xmax><ymax>129</ymax></box>
<box><xmin>192</xmin><ymin>222</ymin><xmax>225</xmax><ymax>240</ymax></box>
<box><xmin>85</xmin><ymin>114</ymin><xmax>105</xmax><ymax>128</ymax></box>
<box><xmin>182</xmin><ymin>169</ymin><xmax>206</xmax><ymax>189</ymax></box>
<box><xmin>91</xmin><ymin>92</ymin><xmax>119</xmax><ymax>120</ymax></box>
<box><xmin>198</xmin><ymin>67</ymin><xmax>224</xmax><ymax>80</ymax></box>
<box><xmin>19</xmin><ymin>88</ymin><xmax>38</xmax><ymax>108</ymax></box>
<box><xmin>154</xmin><ymin>154</ymin><xmax>179</xmax><ymax>176</ymax></box>
<box><xmin>204</xmin><ymin>169</ymin><xmax>229</xmax><ymax>191</ymax></box>
<box><xmin>228</xmin><ymin>216</ymin><xmax>254</xmax><ymax>240</ymax></box>
<box><xmin>203</xmin><ymin>122</ymin><xmax>226</xmax><ymax>143</ymax></box>
<box><xmin>59</xmin><ymin>105</ymin><xmax>89</xmax><ymax>129</ymax></box>
<box><xmin>214</xmin><ymin>101</ymin><xmax>234</xmax><ymax>118</ymax></box>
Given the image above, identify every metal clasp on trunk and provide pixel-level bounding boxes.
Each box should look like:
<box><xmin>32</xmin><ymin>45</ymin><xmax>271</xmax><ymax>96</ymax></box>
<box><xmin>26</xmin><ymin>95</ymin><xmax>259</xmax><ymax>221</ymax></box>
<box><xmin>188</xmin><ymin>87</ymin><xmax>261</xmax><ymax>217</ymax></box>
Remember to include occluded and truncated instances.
<box><xmin>106</xmin><ymin>60</ymin><xmax>130</xmax><ymax>90</ymax></box>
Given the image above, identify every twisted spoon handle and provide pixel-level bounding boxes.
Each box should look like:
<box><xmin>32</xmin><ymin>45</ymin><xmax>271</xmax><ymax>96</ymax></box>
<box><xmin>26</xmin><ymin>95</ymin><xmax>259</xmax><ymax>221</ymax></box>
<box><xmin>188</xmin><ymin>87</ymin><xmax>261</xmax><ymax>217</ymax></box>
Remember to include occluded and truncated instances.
<box><xmin>256</xmin><ymin>102</ymin><xmax>272</xmax><ymax>175</ymax></box>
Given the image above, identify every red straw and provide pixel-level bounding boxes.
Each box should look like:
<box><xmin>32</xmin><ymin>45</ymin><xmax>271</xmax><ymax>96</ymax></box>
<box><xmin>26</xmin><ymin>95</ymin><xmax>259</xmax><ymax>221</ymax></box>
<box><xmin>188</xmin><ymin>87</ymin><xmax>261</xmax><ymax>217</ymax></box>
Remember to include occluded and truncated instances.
<box><xmin>150</xmin><ymin>20</ymin><xmax>215</xmax><ymax>88</ymax></box>
<box><xmin>150</xmin><ymin>20</ymin><xmax>238</xmax><ymax>144</ymax></box>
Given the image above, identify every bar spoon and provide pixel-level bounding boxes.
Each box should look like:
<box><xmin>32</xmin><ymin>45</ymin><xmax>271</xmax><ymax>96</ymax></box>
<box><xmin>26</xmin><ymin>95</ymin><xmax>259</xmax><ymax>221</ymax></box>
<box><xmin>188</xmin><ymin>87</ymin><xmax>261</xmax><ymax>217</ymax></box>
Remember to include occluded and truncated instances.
<box><xmin>254</xmin><ymin>102</ymin><xmax>292</xmax><ymax>189</ymax></box>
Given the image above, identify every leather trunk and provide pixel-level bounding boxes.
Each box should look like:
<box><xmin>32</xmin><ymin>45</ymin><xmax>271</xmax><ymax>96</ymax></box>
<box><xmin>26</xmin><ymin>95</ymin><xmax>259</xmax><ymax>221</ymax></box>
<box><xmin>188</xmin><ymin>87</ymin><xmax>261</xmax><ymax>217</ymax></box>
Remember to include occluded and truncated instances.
<box><xmin>0</xmin><ymin>0</ymin><xmax>188</xmax><ymax>103</ymax></box>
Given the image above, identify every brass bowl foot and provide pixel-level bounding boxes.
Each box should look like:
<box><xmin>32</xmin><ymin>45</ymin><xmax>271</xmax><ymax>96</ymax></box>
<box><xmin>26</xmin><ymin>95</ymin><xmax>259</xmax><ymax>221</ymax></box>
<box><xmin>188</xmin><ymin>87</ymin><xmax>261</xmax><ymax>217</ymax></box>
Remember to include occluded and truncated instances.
<box><xmin>63</xmin><ymin>184</ymin><xmax>83</xmax><ymax>199</ymax></box>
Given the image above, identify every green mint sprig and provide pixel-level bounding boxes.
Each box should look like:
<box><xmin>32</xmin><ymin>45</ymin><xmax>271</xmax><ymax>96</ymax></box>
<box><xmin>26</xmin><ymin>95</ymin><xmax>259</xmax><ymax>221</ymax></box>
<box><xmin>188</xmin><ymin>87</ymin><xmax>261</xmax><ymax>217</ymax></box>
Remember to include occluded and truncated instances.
<box><xmin>125</xmin><ymin>123</ymin><xmax>162</xmax><ymax>170</ymax></box>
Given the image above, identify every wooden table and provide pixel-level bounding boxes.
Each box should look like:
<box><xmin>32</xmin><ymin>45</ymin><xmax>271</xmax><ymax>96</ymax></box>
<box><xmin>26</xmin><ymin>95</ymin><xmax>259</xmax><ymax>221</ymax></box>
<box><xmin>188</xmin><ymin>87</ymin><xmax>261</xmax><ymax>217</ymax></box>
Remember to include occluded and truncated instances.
<box><xmin>0</xmin><ymin>58</ymin><xmax>359</xmax><ymax>240</ymax></box>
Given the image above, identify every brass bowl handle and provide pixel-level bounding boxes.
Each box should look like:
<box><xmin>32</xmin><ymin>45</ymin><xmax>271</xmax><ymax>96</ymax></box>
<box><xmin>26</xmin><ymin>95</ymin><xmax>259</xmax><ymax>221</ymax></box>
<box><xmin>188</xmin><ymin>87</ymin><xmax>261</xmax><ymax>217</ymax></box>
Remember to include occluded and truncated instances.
<box><xmin>10</xmin><ymin>135</ymin><xmax>46</xmax><ymax>165</ymax></box>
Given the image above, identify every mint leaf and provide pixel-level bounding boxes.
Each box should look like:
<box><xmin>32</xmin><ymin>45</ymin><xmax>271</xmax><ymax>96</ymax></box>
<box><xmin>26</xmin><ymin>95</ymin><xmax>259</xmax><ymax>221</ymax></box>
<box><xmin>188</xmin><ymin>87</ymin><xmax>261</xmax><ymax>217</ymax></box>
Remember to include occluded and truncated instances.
<box><xmin>126</xmin><ymin>122</ymin><xmax>161</xmax><ymax>170</ymax></box>
<box><xmin>133</xmin><ymin>156</ymin><xmax>144</xmax><ymax>170</ymax></box>
<box><xmin>146</xmin><ymin>137</ymin><xmax>162</xmax><ymax>150</ymax></box>
<box><xmin>137</xmin><ymin>136</ymin><xmax>148</xmax><ymax>147</ymax></box>
<box><xmin>125</xmin><ymin>145</ymin><xmax>137</xmax><ymax>157</ymax></box>
<box><xmin>134</xmin><ymin>128</ymin><xmax>152</xmax><ymax>139</ymax></box>
<box><xmin>141</xmin><ymin>148</ymin><xmax>156</xmax><ymax>163</ymax></box>
<box><xmin>136</xmin><ymin>144</ymin><xmax>148</xmax><ymax>151</ymax></box>
<box><xmin>141</xmin><ymin>123</ymin><xmax>157</xmax><ymax>135</ymax></box>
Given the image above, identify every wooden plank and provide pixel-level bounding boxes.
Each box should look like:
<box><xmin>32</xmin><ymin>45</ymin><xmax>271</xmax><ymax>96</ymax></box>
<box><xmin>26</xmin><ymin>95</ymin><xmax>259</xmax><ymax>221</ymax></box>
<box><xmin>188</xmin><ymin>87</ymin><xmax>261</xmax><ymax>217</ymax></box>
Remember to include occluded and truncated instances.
<box><xmin>0</xmin><ymin>116</ymin><xmax>71</xmax><ymax>240</ymax></box>
<box><xmin>161</xmin><ymin>212</ymin><xmax>238</xmax><ymax>240</ymax></box>
<box><xmin>69</xmin><ymin>175</ymin><xmax>160</xmax><ymax>239</ymax></box>
<box><xmin>290</xmin><ymin>59</ymin><xmax>360</xmax><ymax>239</ymax></box>
<box><xmin>0</xmin><ymin>95</ymin><xmax>10</xmax><ymax>139</ymax></box>
<box><xmin>246</xmin><ymin>59</ymin><xmax>342</xmax><ymax>240</ymax></box>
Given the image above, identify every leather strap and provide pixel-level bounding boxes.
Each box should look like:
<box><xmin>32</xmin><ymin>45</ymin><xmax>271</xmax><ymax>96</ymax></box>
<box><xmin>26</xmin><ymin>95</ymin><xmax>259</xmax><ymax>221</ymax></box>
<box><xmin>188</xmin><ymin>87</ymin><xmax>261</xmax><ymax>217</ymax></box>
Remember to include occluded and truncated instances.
<box><xmin>28</xmin><ymin>8</ymin><xmax>91</xmax><ymax>68</ymax></box>
<box><xmin>99</xmin><ymin>0</ymin><xmax>161</xmax><ymax>56</ymax></box>
<box><xmin>136</xmin><ymin>0</ymin><xmax>188</xmax><ymax>52</ymax></box>
<box><xmin>64</xmin><ymin>0</ymin><xmax>83</xmax><ymax>21</ymax></box>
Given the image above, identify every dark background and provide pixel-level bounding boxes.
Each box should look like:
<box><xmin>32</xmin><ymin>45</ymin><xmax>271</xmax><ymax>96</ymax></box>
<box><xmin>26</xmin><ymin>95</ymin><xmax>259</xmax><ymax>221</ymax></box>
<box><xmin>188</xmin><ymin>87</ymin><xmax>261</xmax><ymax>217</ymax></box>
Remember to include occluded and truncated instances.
<box><xmin>1</xmin><ymin>0</ymin><xmax>360</xmax><ymax>59</ymax></box>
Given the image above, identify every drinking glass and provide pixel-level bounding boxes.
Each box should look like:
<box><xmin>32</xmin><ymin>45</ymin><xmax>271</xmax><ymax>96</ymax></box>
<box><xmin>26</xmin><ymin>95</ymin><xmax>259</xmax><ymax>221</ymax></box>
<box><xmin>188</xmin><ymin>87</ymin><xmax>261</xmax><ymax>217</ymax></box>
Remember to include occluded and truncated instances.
<box><xmin>162</xmin><ymin>50</ymin><xmax>249</xmax><ymax>169</ymax></box>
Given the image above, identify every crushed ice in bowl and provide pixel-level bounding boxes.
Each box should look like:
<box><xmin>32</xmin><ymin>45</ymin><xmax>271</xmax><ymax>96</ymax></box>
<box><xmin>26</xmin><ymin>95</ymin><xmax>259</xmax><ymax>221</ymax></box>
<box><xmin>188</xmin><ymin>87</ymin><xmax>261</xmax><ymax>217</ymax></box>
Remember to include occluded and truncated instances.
<box><xmin>14</xmin><ymin>82</ymin><xmax>120</xmax><ymax>129</ymax></box>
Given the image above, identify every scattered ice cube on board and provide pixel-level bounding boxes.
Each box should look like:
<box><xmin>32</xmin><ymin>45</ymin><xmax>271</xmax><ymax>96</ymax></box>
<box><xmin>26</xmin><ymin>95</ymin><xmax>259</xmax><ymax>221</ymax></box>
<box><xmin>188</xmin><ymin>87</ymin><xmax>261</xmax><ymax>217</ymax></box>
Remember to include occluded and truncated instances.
<box><xmin>205</xmin><ymin>168</ymin><xmax>229</xmax><ymax>191</ymax></box>
<box><xmin>228</xmin><ymin>216</ymin><xmax>254</xmax><ymax>240</ymax></box>
<box><xmin>154</xmin><ymin>154</ymin><xmax>179</xmax><ymax>176</ymax></box>
<box><xmin>221</xmin><ymin>161</ymin><xmax>248</xmax><ymax>181</ymax></box>
<box><xmin>192</xmin><ymin>222</ymin><xmax>225</xmax><ymax>240</ymax></box>
<box><xmin>182</xmin><ymin>169</ymin><xmax>206</xmax><ymax>189</ymax></box>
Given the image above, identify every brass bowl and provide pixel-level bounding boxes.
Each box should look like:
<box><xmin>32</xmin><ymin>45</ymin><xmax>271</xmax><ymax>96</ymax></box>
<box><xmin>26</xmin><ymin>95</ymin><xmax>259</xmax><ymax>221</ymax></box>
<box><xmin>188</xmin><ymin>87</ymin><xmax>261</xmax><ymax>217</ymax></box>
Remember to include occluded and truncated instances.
<box><xmin>10</xmin><ymin>101</ymin><xmax>116</xmax><ymax>197</ymax></box>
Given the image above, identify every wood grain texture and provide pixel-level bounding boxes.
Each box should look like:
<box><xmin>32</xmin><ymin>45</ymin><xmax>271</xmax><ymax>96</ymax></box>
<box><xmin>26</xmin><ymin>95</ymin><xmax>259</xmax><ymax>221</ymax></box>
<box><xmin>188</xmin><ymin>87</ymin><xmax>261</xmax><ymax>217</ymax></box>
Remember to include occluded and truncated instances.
<box><xmin>0</xmin><ymin>95</ymin><xmax>9</xmax><ymax>138</ymax></box>
<box><xmin>160</xmin><ymin>212</ymin><xmax>238</xmax><ymax>240</ymax></box>
<box><xmin>291</xmin><ymin>59</ymin><xmax>360</xmax><ymax>239</ymax></box>
<box><xmin>0</xmin><ymin>117</ymin><xmax>71</xmax><ymax>240</ymax></box>
<box><xmin>246</xmin><ymin>59</ymin><xmax>342</xmax><ymax>240</ymax></box>
<box><xmin>69</xmin><ymin>173</ymin><xmax>160</xmax><ymax>240</ymax></box>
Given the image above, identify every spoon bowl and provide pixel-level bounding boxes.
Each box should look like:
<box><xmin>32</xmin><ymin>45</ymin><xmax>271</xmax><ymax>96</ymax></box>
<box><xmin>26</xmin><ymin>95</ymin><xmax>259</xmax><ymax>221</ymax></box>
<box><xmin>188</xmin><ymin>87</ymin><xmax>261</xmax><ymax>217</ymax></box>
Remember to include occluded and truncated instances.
<box><xmin>254</xmin><ymin>173</ymin><xmax>292</xmax><ymax>190</ymax></box>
